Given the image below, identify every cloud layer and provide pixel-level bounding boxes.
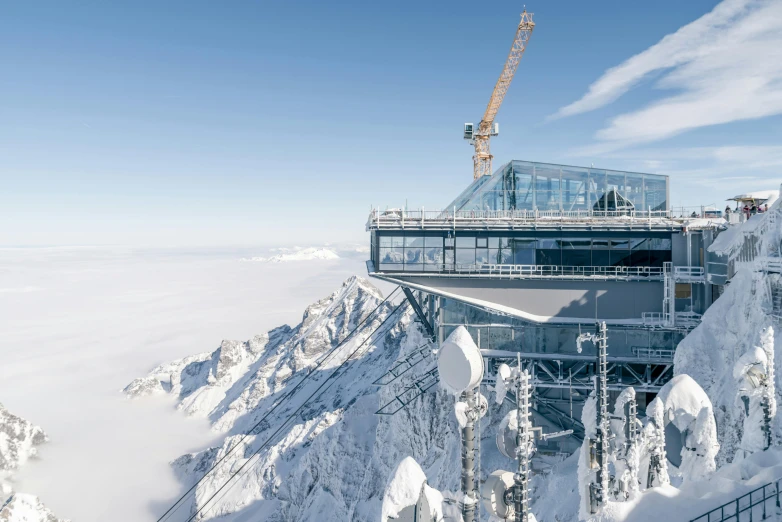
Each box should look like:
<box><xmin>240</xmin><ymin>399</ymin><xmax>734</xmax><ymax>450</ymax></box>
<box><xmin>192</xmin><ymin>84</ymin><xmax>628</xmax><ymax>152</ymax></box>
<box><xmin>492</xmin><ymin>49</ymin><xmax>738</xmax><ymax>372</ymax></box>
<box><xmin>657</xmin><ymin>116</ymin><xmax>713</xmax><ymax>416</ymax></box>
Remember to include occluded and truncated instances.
<box><xmin>554</xmin><ymin>0</ymin><xmax>782</xmax><ymax>147</ymax></box>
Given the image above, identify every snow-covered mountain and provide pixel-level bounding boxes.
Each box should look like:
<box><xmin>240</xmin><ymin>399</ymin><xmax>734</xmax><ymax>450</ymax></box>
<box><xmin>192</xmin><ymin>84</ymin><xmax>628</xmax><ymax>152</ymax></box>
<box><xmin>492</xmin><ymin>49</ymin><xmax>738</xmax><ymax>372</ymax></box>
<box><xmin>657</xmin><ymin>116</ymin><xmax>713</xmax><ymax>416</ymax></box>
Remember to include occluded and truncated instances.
<box><xmin>0</xmin><ymin>403</ymin><xmax>47</xmax><ymax>475</ymax></box>
<box><xmin>126</xmin><ymin>276</ymin><xmax>474</xmax><ymax>521</ymax></box>
<box><xmin>0</xmin><ymin>404</ymin><xmax>68</xmax><ymax>522</ymax></box>
<box><xmin>240</xmin><ymin>247</ymin><xmax>340</xmax><ymax>263</ymax></box>
<box><xmin>0</xmin><ymin>494</ymin><xmax>69</xmax><ymax>522</ymax></box>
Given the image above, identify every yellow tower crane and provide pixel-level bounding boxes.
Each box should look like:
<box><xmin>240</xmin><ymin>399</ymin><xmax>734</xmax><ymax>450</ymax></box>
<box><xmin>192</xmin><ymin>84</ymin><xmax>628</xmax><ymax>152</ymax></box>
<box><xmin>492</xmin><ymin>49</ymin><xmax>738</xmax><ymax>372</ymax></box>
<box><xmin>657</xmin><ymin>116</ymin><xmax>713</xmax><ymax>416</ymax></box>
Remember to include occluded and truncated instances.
<box><xmin>464</xmin><ymin>9</ymin><xmax>535</xmax><ymax>180</ymax></box>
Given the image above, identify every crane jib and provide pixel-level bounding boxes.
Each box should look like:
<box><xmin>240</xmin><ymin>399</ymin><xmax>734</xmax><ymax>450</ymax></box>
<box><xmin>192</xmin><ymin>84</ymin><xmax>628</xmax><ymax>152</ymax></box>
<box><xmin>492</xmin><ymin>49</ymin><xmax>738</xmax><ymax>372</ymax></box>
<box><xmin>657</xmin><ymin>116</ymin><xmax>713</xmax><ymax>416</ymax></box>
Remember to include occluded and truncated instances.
<box><xmin>469</xmin><ymin>10</ymin><xmax>535</xmax><ymax>181</ymax></box>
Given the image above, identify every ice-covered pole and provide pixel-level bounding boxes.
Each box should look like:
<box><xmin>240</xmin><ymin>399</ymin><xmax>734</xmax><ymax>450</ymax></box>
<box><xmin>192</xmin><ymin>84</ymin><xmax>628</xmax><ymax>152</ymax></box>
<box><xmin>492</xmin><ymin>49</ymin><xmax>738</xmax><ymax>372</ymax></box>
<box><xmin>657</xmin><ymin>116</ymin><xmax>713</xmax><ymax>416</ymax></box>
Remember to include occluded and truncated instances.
<box><xmin>436</xmin><ymin>326</ymin><xmax>484</xmax><ymax>522</ymax></box>
<box><xmin>514</xmin><ymin>362</ymin><xmax>532</xmax><ymax>522</ymax></box>
<box><xmin>461</xmin><ymin>389</ymin><xmax>477</xmax><ymax>522</ymax></box>
<box><xmin>595</xmin><ymin>321</ymin><xmax>610</xmax><ymax>506</ymax></box>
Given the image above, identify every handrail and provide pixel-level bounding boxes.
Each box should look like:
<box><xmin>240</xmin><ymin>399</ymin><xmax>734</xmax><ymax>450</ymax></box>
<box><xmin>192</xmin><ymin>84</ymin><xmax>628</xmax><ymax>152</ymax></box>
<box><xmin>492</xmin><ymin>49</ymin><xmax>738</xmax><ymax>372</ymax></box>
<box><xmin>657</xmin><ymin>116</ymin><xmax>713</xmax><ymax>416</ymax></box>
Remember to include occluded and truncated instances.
<box><xmin>368</xmin><ymin>208</ymin><xmax>676</xmax><ymax>229</ymax></box>
<box><xmin>689</xmin><ymin>478</ymin><xmax>781</xmax><ymax>522</ymax></box>
<box><xmin>375</xmin><ymin>263</ymin><xmax>665</xmax><ymax>279</ymax></box>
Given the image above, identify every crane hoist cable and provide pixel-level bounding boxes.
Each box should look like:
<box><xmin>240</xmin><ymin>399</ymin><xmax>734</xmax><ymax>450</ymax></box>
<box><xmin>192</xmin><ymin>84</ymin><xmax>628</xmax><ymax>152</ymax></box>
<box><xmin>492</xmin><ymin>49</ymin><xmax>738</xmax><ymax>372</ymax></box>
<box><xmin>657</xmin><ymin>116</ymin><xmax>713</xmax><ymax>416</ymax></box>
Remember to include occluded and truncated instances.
<box><xmin>155</xmin><ymin>286</ymin><xmax>403</xmax><ymax>522</ymax></box>
<box><xmin>465</xmin><ymin>9</ymin><xmax>534</xmax><ymax>180</ymax></box>
<box><xmin>186</xmin><ymin>299</ymin><xmax>411</xmax><ymax>522</ymax></box>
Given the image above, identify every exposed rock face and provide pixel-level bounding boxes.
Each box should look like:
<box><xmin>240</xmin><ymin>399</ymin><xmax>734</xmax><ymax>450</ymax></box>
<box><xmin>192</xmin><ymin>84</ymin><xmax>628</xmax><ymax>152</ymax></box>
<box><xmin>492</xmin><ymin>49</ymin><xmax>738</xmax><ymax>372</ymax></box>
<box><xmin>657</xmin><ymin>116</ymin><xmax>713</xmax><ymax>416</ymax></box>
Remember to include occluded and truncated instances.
<box><xmin>0</xmin><ymin>403</ymin><xmax>47</xmax><ymax>473</ymax></box>
<box><xmin>0</xmin><ymin>494</ymin><xmax>69</xmax><ymax>522</ymax></box>
<box><xmin>127</xmin><ymin>276</ymin><xmax>481</xmax><ymax>521</ymax></box>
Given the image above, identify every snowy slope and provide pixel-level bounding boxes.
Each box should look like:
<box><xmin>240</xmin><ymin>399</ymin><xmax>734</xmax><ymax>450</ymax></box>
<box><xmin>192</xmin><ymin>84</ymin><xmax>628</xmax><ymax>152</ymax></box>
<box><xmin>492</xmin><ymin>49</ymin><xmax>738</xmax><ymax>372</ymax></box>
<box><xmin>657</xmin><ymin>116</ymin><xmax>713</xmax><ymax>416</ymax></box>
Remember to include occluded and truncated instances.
<box><xmin>127</xmin><ymin>276</ymin><xmax>481</xmax><ymax>521</ymax></box>
<box><xmin>0</xmin><ymin>494</ymin><xmax>69</xmax><ymax>522</ymax></box>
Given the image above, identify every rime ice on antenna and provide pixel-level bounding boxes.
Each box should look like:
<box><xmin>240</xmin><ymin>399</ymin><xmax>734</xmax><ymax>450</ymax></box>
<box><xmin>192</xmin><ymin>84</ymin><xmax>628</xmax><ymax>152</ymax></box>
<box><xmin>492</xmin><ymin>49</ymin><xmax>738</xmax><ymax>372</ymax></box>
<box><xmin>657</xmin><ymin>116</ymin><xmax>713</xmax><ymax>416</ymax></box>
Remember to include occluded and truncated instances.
<box><xmin>484</xmin><ymin>355</ymin><xmax>571</xmax><ymax>522</ymax></box>
<box><xmin>437</xmin><ymin>326</ymin><xmax>485</xmax><ymax>522</ymax></box>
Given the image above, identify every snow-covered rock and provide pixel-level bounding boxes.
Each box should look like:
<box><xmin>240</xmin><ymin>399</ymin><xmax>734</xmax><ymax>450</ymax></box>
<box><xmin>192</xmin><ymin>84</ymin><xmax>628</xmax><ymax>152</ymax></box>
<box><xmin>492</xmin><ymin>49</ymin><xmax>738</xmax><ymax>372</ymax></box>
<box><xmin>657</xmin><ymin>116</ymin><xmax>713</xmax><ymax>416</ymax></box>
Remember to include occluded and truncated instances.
<box><xmin>0</xmin><ymin>404</ymin><xmax>47</xmax><ymax>474</ymax></box>
<box><xmin>0</xmin><ymin>494</ymin><xmax>69</xmax><ymax>522</ymax></box>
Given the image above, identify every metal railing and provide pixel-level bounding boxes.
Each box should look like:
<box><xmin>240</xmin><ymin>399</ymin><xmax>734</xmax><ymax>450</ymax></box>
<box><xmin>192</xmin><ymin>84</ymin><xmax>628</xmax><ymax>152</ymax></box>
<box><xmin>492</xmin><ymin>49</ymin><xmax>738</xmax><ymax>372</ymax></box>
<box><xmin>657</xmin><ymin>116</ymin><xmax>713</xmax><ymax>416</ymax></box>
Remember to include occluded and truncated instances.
<box><xmin>455</xmin><ymin>263</ymin><xmax>664</xmax><ymax>278</ymax></box>
<box><xmin>674</xmin><ymin>266</ymin><xmax>706</xmax><ymax>280</ymax></box>
<box><xmin>642</xmin><ymin>311</ymin><xmax>702</xmax><ymax>329</ymax></box>
<box><xmin>642</xmin><ymin>312</ymin><xmax>670</xmax><ymax>327</ymax></box>
<box><xmin>376</xmin><ymin>263</ymin><xmax>665</xmax><ymax>279</ymax></box>
<box><xmin>631</xmin><ymin>347</ymin><xmax>675</xmax><ymax>360</ymax></box>
<box><xmin>690</xmin><ymin>479</ymin><xmax>781</xmax><ymax>522</ymax></box>
<box><xmin>367</xmin><ymin>208</ymin><xmax>676</xmax><ymax>229</ymax></box>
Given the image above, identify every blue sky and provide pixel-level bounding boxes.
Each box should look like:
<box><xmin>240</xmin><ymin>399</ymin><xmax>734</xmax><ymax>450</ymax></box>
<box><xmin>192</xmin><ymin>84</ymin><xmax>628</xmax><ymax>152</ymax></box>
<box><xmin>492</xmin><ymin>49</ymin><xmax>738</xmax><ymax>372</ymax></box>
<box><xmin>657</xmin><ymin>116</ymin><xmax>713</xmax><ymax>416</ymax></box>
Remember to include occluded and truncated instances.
<box><xmin>2</xmin><ymin>0</ymin><xmax>780</xmax><ymax>247</ymax></box>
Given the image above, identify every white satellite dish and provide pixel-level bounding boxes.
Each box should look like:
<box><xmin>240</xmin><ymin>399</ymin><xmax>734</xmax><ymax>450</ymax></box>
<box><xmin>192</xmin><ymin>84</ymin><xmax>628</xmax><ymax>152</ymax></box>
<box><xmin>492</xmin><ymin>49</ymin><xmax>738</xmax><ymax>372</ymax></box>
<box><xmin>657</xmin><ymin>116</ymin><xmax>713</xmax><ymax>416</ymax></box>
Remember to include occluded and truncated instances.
<box><xmin>437</xmin><ymin>326</ymin><xmax>484</xmax><ymax>394</ymax></box>
<box><xmin>481</xmin><ymin>470</ymin><xmax>515</xmax><ymax>519</ymax></box>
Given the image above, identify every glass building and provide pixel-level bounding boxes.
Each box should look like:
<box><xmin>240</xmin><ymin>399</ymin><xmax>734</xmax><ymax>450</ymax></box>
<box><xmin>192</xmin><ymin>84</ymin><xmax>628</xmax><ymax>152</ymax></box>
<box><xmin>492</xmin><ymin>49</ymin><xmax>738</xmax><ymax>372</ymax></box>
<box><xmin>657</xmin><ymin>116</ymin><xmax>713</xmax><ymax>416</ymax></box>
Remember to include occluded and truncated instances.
<box><xmin>447</xmin><ymin>160</ymin><xmax>669</xmax><ymax>213</ymax></box>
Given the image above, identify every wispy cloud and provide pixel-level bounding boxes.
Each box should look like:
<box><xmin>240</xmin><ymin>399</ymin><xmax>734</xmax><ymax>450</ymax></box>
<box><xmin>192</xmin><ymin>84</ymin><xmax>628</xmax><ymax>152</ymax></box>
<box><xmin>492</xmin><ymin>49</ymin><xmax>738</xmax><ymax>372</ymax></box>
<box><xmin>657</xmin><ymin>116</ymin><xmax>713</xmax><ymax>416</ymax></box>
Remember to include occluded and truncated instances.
<box><xmin>552</xmin><ymin>0</ymin><xmax>782</xmax><ymax>148</ymax></box>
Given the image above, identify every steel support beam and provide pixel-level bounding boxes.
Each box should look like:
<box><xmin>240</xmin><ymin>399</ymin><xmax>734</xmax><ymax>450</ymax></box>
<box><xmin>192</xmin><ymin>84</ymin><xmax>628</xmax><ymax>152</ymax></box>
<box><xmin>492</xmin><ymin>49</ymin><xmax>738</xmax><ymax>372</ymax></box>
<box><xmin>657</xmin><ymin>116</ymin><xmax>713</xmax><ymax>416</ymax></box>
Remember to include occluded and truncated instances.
<box><xmin>401</xmin><ymin>286</ymin><xmax>436</xmax><ymax>341</ymax></box>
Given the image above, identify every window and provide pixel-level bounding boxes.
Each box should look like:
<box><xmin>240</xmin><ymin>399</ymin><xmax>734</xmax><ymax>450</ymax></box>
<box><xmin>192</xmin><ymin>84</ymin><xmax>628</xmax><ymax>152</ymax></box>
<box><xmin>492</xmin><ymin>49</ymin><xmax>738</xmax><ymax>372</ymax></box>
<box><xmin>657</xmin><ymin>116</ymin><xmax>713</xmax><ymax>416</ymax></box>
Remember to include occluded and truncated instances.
<box><xmin>456</xmin><ymin>236</ymin><xmax>474</xmax><ymax>248</ymax></box>
<box><xmin>456</xmin><ymin>248</ymin><xmax>475</xmax><ymax>266</ymax></box>
<box><xmin>628</xmin><ymin>238</ymin><xmax>650</xmax><ymax>266</ymax></box>
<box><xmin>476</xmin><ymin>248</ymin><xmax>489</xmax><ymax>265</ymax></box>
<box><xmin>512</xmin><ymin>239</ymin><xmax>535</xmax><ymax>265</ymax></box>
<box><xmin>590</xmin><ymin>239</ymin><xmax>610</xmax><ymax>266</ymax></box>
<box><xmin>649</xmin><ymin>237</ymin><xmax>672</xmax><ymax>267</ymax></box>
<box><xmin>476</xmin><ymin>237</ymin><xmax>488</xmax><ymax>248</ymax></box>
<box><xmin>561</xmin><ymin>238</ymin><xmax>591</xmax><ymax>267</ymax></box>
<box><xmin>535</xmin><ymin>238</ymin><xmax>561</xmax><ymax>266</ymax></box>
<box><xmin>404</xmin><ymin>237</ymin><xmax>424</xmax><ymax>266</ymax></box>
<box><xmin>424</xmin><ymin>236</ymin><xmax>443</xmax><ymax>266</ymax></box>
<box><xmin>610</xmin><ymin>239</ymin><xmax>632</xmax><ymax>267</ymax></box>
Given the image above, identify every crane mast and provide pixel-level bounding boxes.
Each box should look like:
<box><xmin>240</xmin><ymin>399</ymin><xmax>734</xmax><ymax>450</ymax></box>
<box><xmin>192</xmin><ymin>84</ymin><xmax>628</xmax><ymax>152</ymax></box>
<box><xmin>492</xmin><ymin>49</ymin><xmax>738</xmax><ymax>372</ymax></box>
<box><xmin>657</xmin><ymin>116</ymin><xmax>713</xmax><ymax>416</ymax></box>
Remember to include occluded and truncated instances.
<box><xmin>464</xmin><ymin>9</ymin><xmax>535</xmax><ymax>180</ymax></box>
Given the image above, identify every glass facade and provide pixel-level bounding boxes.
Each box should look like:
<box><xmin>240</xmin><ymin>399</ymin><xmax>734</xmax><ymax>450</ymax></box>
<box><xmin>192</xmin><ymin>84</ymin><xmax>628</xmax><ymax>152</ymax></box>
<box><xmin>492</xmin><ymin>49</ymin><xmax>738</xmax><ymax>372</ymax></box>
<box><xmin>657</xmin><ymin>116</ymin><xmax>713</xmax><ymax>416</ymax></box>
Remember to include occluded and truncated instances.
<box><xmin>376</xmin><ymin>231</ymin><xmax>673</xmax><ymax>272</ymax></box>
<box><xmin>446</xmin><ymin>160</ymin><xmax>669</xmax><ymax>213</ymax></box>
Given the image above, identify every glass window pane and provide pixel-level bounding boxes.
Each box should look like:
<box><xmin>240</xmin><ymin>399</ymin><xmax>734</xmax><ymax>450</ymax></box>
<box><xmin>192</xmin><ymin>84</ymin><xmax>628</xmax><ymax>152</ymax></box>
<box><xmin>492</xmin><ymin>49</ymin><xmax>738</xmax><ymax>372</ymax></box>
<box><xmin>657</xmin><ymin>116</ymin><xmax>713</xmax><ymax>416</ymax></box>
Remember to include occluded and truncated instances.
<box><xmin>610</xmin><ymin>248</ymin><xmax>632</xmax><ymax>267</ymax></box>
<box><xmin>477</xmin><ymin>237</ymin><xmax>488</xmax><ymax>248</ymax></box>
<box><xmin>610</xmin><ymin>239</ymin><xmax>631</xmax><ymax>249</ymax></box>
<box><xmin>537</xmin><ymin>249</ymin><xmax>561</xmax><ymax>265</ymax></box>
<box><xmin>403</xmin><ymin>263</ymin><xmax>424</xmax><ymax>272</ymax></box>
<box><xmin>380</xmin><ymin>236</ymin><xmax>404</xmax><ymax>248</ymax></box>
<box><xmin>456</xmin><ymin>236</ymin><xmax>474</xmax><ymax>248</ymax></box>
<box><xmin>425</xmin><ymin>236</ymin><xmax>443</xmax><ymax>247</ymax></box>
<box><xmin>405</xmin><ymin>246</ymin><xmax>423</xmax><ymax>264</ymax></box>
<box><xmin>476</xmin><ymin>248</ymin><xmax>489</xmax><ymax>264</ymax></box>
<box><xmin>500</xmin><ymin>248</ymin><xmax>512</xmax><ymax>263</ymax></box>
<box><xmin>425</xmin><ymin>246</ymin><xmax>443</xmax><ymax>264</ymax></box>
<box><xmin>500</xmin><ymin>238</ymin><xmax>511</xmax><ymax>248</ymax></box>
<box><xmin>562</xmin><ymin>249</ymin><xmax>591</xmax><ymax>266</ymax></box>
<box><xmin>628</xmin><ymin>239</ymin><xmax>650</xmax><ymax>266</ymax></box>
<box><xmin>562</xmin><ymin>238</ymin><xmax>591</xmax><ymax>249</ymax></box>
<box><xmin>379</xmin><ymin>247</ymin><xmax>404</xmax><ymax>263</ymax></box>
<box><xmin>445</xmin><ymin>249</ymin><xmax>455</xmax><ymax>267</ymax></box>
<box><xmin>535</xmin><ymin>238</ymin><xmax>560</xmax><ymax>249</ymax></box>
<box><xmin>379</xmin><ymin>263</ymin><xmax>403</xmax><ymax>271</ymax></box>
<box><xmin>592</xmin><ymin>239</ymin><xmax>610</xmax><ymax>249</ymax></box>
<box><xmin>445</xmin><ymin>237</ymin><xmax>455</xmax><ymax>248</ymax></box>
<box><xmin>650</xmin><ymin>238</ymin><xmax>672</xmax><ymax>250</ymax></box>
<box><xmin>456</xmin><ymin>249</ymin><xmax>475</xmax><ymax>266</ymax></box>
<box><xmin>489</xmin><ymin>237</ymin><xmax>500</xmax><ymax>249</ymax></box>
<box><xmin>405</xmin><ymin>236</ymin><xmax>424</xmax><ymax>247</ymax></box>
